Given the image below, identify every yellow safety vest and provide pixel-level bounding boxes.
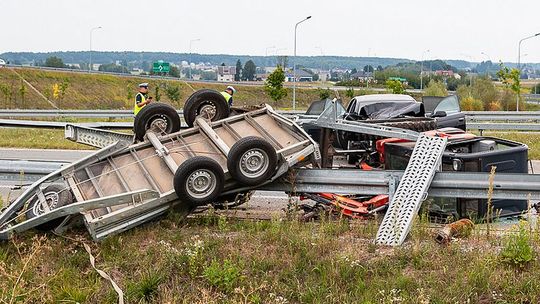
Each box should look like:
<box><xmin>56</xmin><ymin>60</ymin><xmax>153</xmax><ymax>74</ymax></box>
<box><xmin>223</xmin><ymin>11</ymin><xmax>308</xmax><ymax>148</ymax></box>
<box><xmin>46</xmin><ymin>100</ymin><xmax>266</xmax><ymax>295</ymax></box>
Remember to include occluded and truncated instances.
<box><xmin>221</xmin><ymin>91</ymin><xmax>232</xmax><ymax>106</ymax></box>
<box><xmin>134</xmin><ymin>92</ymin><xmax>146</xmax><ymax>115</ymax></box>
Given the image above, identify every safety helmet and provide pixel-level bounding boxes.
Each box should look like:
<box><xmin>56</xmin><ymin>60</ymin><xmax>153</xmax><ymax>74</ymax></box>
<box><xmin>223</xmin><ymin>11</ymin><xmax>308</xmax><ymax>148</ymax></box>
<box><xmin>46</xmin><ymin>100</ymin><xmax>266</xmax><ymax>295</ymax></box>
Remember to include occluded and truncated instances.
<box><xmin>226</xmin><ymin>86</ymin><xmax>236</xmax><ymax>94</ymax></box>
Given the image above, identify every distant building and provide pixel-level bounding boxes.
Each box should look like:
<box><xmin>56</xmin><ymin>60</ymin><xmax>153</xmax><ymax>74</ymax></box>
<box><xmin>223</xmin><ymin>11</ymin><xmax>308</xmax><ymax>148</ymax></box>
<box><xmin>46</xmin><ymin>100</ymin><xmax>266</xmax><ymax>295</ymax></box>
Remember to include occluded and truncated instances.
<box><xmin>285</xmin><ymin>69</ymin><xmax>313</xmax><ymax>82</ymax></box>
<box><xmin>435</xmin><ymin>70</ymin><xmax>454</xmax><ymax>77</ymax></box>
<box><xmin>256</xmin><ymin>73</ymin><xmax>269</xmax><ymax>81</ymax></box>
<box><xmin>350</xmin><ymin>71</ymin><xmax>374</xmax><ymax>82</ymax></box>
<box><xmin>217</xmin><ymin>66</ymin><xmax>237</xmax><ymax>82</ymax></box>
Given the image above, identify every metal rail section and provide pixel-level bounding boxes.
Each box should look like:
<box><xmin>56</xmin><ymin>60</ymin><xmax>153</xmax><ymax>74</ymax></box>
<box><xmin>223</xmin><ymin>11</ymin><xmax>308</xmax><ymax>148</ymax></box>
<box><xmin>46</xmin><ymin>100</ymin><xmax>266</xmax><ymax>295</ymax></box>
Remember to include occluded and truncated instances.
<box><xmin>65</xmin><ymin>124</ymin><xmax>133</xmax><ymax>148</ymax></box>
<box><xmin>6</xmin><ymin>161</ymin><xmax>540</xmax><ymax>202</ymax></box>
<box><xmin>4</xmin><ymin>110</ymin><xmax>540</xmax><ymax>132</ymax></box>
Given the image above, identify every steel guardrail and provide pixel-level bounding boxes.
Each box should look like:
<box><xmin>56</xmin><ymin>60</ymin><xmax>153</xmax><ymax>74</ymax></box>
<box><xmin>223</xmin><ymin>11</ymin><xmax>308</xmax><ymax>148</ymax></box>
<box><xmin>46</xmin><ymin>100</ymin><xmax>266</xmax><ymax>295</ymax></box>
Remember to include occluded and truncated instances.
<box><xmin>3</xmin><ymin>159</ymin><xmax>540</xmax><ymax>201</ymax></box>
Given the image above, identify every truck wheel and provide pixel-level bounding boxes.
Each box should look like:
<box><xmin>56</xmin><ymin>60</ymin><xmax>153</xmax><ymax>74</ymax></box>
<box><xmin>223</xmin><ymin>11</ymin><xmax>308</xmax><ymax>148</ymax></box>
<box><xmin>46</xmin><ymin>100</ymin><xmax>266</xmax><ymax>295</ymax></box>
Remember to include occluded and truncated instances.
<box><xmin>227</xmin><ymin>136</ymin><xmax>277</xmax><ymax>186</ymax></box>
<box><xmin>174</xmin><ymin>156</ymin><xmax>224</xmax><ymax>206</ymax></box>
<box><xmin>183</xmin><ymin>89</ymin><xmax>230</xmax><ymax>127</ymax></box>
<box><xmin>26</xmin><ymin>184</ymin><xmax>73</xmax><ymax>231</ymax></box>
<box><xmin>134</xmin><ymin>103</ymin><xmax>181</xmax><ymax>141</ymax></box>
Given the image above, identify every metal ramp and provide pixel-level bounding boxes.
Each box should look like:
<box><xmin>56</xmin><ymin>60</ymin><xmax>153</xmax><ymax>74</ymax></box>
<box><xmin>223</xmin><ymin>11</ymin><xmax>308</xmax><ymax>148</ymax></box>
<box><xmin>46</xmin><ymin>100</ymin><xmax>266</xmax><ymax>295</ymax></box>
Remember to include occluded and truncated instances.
<box><xmin>375</xmin><ymin>134</ymin><xmax>447</xmax><ymax>246</ymax></box>
<box><xmin>65</xmin><ymin>124</ymin><xmax>133</xmax><ymax>148</ymax></box>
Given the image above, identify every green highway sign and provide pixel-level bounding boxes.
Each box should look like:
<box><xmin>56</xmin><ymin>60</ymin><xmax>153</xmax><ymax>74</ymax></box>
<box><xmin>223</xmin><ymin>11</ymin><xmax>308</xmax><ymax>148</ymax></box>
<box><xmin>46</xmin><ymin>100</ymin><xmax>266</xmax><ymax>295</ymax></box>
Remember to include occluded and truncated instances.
<box><xmin>152</xmin><ymin>61</ymin><xmax>170</xmax><ymax>73</ymax></box>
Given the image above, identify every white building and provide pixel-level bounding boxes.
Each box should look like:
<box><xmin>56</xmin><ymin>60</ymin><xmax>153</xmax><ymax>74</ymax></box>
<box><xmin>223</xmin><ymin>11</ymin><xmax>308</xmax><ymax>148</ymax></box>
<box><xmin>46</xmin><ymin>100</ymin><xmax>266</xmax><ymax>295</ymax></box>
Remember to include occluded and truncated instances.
<box><xmin>217</xmin><ymin>66</ymin><xmax>236</xmax><ymax>82</ymax></box>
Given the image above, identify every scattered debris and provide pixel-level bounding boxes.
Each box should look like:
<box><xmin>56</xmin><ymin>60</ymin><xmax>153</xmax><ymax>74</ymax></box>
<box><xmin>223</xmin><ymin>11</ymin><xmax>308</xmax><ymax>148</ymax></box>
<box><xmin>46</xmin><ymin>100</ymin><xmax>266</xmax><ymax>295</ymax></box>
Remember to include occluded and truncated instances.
<box><xmin>435</xmin><ymin>219</ymin><xmax>474</xmax><ymax>244</ymax></box>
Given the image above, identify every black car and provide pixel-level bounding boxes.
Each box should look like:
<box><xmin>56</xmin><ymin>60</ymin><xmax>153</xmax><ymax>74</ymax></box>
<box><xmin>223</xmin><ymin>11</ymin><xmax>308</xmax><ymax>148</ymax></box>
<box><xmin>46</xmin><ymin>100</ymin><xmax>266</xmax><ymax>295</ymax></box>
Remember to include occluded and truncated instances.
<box><xmin>344</xmin><ymin>94</ymin><xmax>466</xmax><ymax>130</ymax></box>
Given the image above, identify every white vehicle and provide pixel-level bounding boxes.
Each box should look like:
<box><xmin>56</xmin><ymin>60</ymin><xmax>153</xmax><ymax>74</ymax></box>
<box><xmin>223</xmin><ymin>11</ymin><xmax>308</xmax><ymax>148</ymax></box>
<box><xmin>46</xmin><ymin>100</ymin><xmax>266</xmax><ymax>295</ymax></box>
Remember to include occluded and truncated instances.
<box><xmin>0</xmin><ymin>59</ymin><xmax>6</xmax><ymax>66</ymax></box>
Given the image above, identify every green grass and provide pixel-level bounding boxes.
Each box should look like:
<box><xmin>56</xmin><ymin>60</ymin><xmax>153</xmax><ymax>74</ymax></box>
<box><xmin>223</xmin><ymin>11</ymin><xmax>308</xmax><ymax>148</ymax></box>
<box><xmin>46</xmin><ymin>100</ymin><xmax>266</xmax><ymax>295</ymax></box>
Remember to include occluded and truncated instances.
<box><xmin>1</xmin><ymin>214</ymin><xmax>540</xmax><ymax>303</ymax></box>
<box><xmin>0</xmin><ymin>128</ymin><xmax>93</xmax><ymax>150</ymax></box>
<box><xmin>0</xmin><ymin>67</ymin><xmax>322</xmax><ymax>110</ymax></box>
<box><xmin>478</xmin><ymin>131</ymin><xmax>540</xmax><ymax>159</ymax></box>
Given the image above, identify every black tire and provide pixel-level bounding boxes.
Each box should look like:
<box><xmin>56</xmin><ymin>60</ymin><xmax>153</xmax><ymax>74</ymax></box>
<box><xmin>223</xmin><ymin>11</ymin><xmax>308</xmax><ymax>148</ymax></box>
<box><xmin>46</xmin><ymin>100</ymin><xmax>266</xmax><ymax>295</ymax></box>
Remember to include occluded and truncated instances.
<box><xmin>134</xmin><ymin>103</ymin><xmax>181</xmax><ymax>142</ymax></box>
<box><xmin>26</xmin><ymin>184</ymin><xmax>73</xmax><ymax>231</ymax></box>
<box><xmin>183</xmin><ymin>89</ymin><xmax>230</xmax><ymax>127</ymax></box>
<box><xmin>174</xmin><ymin>156</ymin><xmax>225</xmax><ymax>206</ymax></box>
<box><xmin>227</xmin><ymin>136</ymin><xmax>278</xmax><ymax>186</ymax></box>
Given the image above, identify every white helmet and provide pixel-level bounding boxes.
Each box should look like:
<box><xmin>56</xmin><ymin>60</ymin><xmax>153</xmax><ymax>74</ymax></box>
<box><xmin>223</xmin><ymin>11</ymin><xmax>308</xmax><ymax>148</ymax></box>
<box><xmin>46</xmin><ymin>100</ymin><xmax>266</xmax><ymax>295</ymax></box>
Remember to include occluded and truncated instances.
<box><xmin>226</xmin><ymin>86</ymin><xmax>236</xmax><ymax>94</ymax></box>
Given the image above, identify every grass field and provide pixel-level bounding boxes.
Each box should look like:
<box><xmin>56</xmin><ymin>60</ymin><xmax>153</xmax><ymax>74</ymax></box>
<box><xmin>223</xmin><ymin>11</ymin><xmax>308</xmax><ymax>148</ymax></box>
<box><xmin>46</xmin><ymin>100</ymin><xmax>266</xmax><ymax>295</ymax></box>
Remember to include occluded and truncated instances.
<box><xmin>0</xmin><ymin>67</ymin><xmax>326</xmax><ymax>110</ymax></box>
<box><xmin>1</xmin><ymin>209</ymin><xmax>539</xmax><ymax>303</ymax></box>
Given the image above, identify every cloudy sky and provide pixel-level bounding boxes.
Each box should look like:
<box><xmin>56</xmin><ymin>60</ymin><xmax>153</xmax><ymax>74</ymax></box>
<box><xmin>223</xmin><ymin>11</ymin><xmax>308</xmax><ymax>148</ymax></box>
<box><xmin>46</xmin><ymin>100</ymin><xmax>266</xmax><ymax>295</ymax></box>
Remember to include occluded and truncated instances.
<box><xmin>2</xmin><ymin>0</ymin><xmax>540</xmax><ymax>62</ymax></box>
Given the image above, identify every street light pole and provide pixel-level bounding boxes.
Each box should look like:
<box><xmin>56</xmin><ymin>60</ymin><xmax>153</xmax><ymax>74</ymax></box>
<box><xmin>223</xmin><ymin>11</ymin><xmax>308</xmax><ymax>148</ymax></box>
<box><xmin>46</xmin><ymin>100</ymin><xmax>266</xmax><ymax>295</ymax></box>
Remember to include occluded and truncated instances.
<box><xmin>315</xmin><ymin>46</ymin><xmax>324</xmax><ymax>83</ymax></box>
<box><xmin>265</xmin><ymin>46</ymin><xmax>276</xmax><ymax>57</ymax></box>
<box><xmin>293</xmin><ymin>16</ymin><xmax>311</xmax><ymax>111</ymax></box>
<box><xmin>89</xmin><ymin>26</ymin><xmax>102</xmax><ymax>71</ymax></box>
<box><xmin>517</xmin><ymin>33</ymin><xmax>540</xmax><ymax>111</ymax></box>
<box><xmin>188</xmin><ymin>39</ymin><xmax>200</xmax><ymax>80</ymax></box>
<box><xmin>481</xmin><ymin>52</ymin><xmax>491</xmax><ymax>76</ymax></box>
<box><xmin>420</xmin><ymin>49</ymin><xmax>430</xmax><ymax>91</ymax></box>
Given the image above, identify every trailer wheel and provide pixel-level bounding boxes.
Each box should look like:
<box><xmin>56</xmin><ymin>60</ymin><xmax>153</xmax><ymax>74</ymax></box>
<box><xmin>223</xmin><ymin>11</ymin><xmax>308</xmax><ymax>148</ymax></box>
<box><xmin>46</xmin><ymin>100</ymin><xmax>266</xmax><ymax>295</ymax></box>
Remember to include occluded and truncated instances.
<box><xmin>227</xmin><ymin>136</ymin><xmax>278</xmax><ymax>186</ymax></box>
<box><xmin>26</xmin><ymin>184</ymin><xmax>73</xmax><ymax>231</ymax></box>
<box><xmin>174</xmin><ymin>156</ymin><xmax>224</xmax><ymax>206</ymax></box>
<box><xmin>134</xmin><ymin>103</ymin><xmax>181</xmax><ymax>141</ymax></box>
<box><xmin>183</xmin><ymin>89</ymin><xmax>230</xmax><ymax>127</ymax></box>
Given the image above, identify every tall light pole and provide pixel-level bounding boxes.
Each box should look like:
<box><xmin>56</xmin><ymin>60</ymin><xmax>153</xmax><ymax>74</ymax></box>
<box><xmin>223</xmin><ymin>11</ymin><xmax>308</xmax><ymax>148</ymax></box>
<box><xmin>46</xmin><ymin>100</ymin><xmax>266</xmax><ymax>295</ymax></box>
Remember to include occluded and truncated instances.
<box><xmin>420</xmin><ymin>49</ymin><xmax>430</xmax><ymax>91</ymax></box>
<box><xmin>517</xmin><ymin>33</ymin><xmax>540</xmax><ymax>111</ymax></box>
<box><xmin>189</xmin><ymin>38</ymin><xmax>200</xmax><ymax>79</ymax></box>
<box><xmin>89</xmin><ymin>26</ymin><xmax>102</xmax><ymax>71</ymax></box>
<box><xmin>265</xmin><ymin>46</ymin><xmax>276</xmax><ymax>57</ymax></box>
<box><xmin>481</xmin><ymin>52</ymin><xmax>491</xmax><ymax>76</ymax></box>
<box><xmin>293</xmin><ymin>16</ymin><xmax>311</xmax><ymax>111</ymax></box>
<box><xmin>315</xmin><ymin>46</ymin><xmax>324</xmax><ymax>83</ymax></box>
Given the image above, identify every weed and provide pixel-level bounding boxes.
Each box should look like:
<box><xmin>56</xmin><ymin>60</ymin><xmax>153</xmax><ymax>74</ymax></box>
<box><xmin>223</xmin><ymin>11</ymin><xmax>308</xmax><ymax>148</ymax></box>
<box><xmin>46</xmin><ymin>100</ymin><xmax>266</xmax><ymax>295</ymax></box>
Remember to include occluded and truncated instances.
<box><xmin>126</xmin><ymin>270</ymin><xmax>163</xmax><ymax>303</ymax></box>
<box><xmin>202</xmin><ymin>259</ymin><xmax>243</xmax><ymax>293</ymax></box>
<box><xmin>500</xmin><ymin>221</ymin><xmax>535</xmax><ymax>268</ymax></box>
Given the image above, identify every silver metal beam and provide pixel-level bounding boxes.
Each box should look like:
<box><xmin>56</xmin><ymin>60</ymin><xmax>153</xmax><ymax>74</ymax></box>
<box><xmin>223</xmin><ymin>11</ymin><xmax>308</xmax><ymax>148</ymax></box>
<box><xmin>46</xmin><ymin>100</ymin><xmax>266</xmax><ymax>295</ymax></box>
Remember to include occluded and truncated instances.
<box><xmin>261</xmin><ymin>169</ymin><xmax>540</xmax><ymax>200</ymax></box>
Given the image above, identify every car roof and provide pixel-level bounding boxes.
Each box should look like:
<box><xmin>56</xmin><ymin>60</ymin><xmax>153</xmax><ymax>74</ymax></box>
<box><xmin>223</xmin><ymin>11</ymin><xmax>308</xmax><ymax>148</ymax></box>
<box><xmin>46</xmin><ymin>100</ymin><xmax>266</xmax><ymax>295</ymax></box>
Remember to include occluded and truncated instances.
<box><xmin>352</xmin><ymin>94</ymin><xmax>416</xmax><ymax>103</ymax></box>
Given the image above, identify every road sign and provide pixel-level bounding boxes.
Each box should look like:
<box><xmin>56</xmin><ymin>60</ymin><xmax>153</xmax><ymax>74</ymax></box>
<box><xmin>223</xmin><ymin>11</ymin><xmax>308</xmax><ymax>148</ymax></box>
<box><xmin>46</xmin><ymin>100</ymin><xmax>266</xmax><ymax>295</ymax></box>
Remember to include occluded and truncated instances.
<box><xmin>152</xmin><ymin>62</ymin><xmax>170</xmax><ymax>73</ymax></box>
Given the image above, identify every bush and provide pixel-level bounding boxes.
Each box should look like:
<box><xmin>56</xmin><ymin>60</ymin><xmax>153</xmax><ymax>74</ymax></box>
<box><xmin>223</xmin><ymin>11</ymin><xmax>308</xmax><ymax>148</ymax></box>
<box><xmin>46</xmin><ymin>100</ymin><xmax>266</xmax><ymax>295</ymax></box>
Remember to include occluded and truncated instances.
<box><xmin>386</xmin><ymin>79</ymin><xmax>405</xmax><ymax>94</ymax></box>
<box><xmin>165</xmin><ymin>85</ymin><xmax>181</xmax><ymax>102</ymax></box>
<box><xmin>318</xmin><ymin>88</ymin><xmax>331</xmax><ymax>100</ymax></box>
<box><xmin>460</xmin><ymin>96</ymin><xmax>484</xmax><ymax>111</ymax></box>
<box><xmin>500</xmin><ymin>221</ymin><xmax>535</xmax><ymax>268</ymax></box>
<box><xmin>202</xmin><ymin>259</ymin><xmax>243</xmax><ymax>292</ymax></box>
<box><xmin>424</xmin><ymin>80</ymin><xmax>448</xmax><ymax>97</ymax></box>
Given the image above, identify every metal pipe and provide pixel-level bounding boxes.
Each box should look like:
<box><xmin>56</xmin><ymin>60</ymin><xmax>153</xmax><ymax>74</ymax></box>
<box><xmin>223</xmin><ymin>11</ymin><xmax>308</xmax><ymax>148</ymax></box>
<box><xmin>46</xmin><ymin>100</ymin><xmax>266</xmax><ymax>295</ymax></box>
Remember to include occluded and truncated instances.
<box><xmin>517</xmin><ymin>33</ymin><xmax>540</xmax><ymax>111</ymax></box>
<box><xmin>89</xmin><ymin>26</ymin><xmax>102</xmax><ymax>72</ymax></box>
<box><xmin>293</xmin><ymin>16</ymin><xmax>312</xmax><ymax>110</ymax></box>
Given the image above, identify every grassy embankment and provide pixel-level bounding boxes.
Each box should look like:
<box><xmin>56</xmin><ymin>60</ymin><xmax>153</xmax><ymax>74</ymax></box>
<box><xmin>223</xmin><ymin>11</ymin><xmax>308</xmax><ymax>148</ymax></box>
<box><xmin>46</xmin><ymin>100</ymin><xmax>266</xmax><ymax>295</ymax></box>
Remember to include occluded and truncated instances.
<box><xmin>1</xmin><ymin>209</ymin><xmax>540</xmax><ymax>303</ymax></box>
<box><xmin>0</xmin><ymin>67</ymin><xmax>326</xmax><ymax>110</ymax></box>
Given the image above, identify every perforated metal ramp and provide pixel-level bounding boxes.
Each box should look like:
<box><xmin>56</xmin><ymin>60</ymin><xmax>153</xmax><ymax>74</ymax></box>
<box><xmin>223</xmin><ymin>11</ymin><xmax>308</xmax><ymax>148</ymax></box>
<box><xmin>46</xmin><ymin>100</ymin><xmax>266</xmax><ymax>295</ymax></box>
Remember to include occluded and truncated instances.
<box><xmin>375</xmin><ymin>134</ymin><xmax>447</xmax><ymax>246</ymax></box>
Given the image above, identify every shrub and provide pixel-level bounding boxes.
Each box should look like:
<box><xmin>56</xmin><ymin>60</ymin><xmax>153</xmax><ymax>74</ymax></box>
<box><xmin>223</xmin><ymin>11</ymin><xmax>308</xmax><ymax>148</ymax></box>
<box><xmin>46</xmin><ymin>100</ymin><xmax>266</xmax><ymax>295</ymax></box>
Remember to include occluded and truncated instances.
<box><xmin>500</xmin><ymin>221</ymin><xmax>535</xmax><ymax>268</ymax></box>
<box><xmin>202</xmin><ymin>259</ymin><xmax>243</xmax><ymax>292</ymax></box>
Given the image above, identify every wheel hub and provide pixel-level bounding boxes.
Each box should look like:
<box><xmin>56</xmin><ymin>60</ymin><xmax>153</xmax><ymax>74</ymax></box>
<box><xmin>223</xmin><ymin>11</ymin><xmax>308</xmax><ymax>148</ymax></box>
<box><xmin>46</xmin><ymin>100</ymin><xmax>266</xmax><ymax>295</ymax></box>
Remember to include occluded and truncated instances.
<box><xmin>147</xmin><ymin>115</ymin><xmax>169</xmax><ymax>134</ymax></box>
<box><xmin>240</xmin><ymin>149</ymin><xmax>269</xmax><ymax>178</ymax></box>
<box><xmin>33</xmin><ymin>191</ymin><xmax>59</xmax><ymax>215</ymax></box>
<box><xmin>198</xmin><ymin>103</ymin><xmax>217</xmax><ymax>120</ymax></box>
<box><xmin>186</xmin><ymin>169</ymin><xmax>216</xmax><ymax>198</ymax></box>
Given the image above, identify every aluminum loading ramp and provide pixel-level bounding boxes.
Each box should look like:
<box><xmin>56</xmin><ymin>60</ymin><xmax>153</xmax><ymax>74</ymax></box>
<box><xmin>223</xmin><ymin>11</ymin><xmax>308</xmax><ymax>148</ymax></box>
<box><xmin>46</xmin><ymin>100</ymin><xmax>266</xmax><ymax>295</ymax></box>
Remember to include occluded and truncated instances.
<box><xmin>375</xmin><ymin>134</ymin><xmax>447</xmax><ymax>246</ymax></box>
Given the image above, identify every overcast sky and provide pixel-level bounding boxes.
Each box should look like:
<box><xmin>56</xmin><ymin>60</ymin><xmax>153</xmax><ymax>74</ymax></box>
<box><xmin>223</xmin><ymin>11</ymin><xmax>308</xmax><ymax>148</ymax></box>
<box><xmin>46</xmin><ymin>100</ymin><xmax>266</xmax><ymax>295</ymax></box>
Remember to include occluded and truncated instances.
<box><xmin>2</xmin><ymin>0</ymin><xmax>540</xmax><ymax>62</ymax></box>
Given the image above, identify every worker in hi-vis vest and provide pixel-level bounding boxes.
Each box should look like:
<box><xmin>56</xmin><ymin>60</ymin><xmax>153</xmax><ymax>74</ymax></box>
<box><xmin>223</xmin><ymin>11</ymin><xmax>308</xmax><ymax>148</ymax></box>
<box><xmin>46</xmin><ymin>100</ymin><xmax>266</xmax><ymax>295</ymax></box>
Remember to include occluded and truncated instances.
<box><xmin>134</xmin><ymin>83</ymin><xmax>153</xmax><ymax>115</ymax></box>
<box><xmin>221</xmin><ymin>86</ymin><xmax>236</xmax><ymax>106</ymax></box>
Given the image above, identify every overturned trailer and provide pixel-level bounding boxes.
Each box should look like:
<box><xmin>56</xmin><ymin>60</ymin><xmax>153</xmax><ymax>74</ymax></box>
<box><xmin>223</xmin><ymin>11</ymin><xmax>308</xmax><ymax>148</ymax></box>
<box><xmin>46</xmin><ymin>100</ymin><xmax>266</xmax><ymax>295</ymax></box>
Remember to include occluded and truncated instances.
<box><xmin>0</xmin><ymin>105</ymin><xmax>320</xmax><ymax>240</ymax></box>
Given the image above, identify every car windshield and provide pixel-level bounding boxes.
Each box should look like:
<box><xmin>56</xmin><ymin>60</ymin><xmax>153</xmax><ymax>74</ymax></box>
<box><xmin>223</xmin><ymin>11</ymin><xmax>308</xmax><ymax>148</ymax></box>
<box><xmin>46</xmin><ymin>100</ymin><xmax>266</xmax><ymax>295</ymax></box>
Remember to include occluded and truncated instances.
<box><xmin>305</xmin><ymin>99</ymin><xmax>345</xmax><ymax>116</ymax></box>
